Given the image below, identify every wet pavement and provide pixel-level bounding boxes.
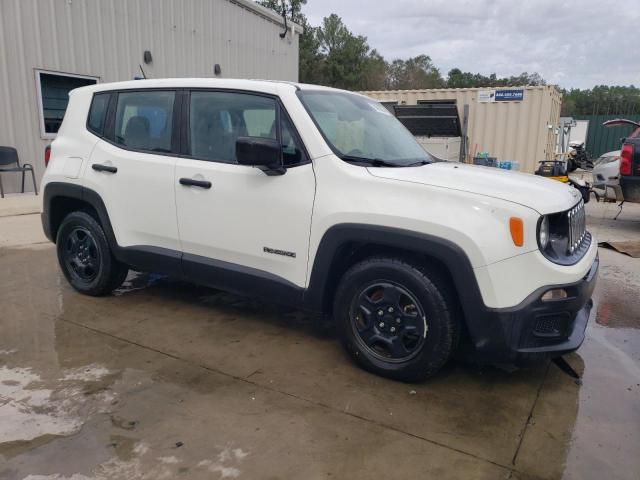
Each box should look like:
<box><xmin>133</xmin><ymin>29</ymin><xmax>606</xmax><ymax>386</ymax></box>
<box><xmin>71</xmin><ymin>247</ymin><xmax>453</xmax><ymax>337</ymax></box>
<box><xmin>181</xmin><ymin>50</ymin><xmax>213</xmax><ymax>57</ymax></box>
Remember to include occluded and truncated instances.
<box><xmin>1</xmin><ymin>203</ymin><xmax>639</xmax><ymax>479</ymax></box>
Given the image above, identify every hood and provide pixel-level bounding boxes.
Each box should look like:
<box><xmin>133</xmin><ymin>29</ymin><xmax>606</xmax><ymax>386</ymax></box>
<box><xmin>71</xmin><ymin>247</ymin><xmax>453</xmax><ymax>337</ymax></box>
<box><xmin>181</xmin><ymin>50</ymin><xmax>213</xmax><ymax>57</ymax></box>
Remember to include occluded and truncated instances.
<box><xmin>367</xmin><ymin>162</ymin><xmax>581</xmax><ymax>214</ymax></box>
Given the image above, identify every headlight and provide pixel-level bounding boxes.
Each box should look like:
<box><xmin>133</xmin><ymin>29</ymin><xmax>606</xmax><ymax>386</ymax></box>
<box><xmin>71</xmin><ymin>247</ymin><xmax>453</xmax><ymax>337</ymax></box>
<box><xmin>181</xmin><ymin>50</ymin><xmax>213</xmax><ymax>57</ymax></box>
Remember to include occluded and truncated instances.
<box><xmin>539</xmin><ymin>216</ymin><xmax>549</xmax><ymax>249</ymax></box>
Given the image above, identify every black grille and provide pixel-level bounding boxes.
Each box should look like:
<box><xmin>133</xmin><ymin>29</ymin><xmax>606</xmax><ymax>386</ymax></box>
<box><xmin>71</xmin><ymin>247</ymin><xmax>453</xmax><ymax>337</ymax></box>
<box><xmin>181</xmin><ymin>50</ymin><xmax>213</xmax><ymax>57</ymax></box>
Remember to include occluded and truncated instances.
<box><xmin>533</xmin><ymin>313</ymin><xmax>570</xmax><ymax>338</ymax></box>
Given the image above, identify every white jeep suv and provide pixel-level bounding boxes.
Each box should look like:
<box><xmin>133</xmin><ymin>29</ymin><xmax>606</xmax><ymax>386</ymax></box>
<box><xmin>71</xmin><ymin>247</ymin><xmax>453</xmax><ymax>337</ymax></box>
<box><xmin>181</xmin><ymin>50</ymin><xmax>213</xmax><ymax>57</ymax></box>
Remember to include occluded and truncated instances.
<box><xmin>41</xmin><ymin>79</ymin><xmax>598</xmax><ymax>381</ymax></box>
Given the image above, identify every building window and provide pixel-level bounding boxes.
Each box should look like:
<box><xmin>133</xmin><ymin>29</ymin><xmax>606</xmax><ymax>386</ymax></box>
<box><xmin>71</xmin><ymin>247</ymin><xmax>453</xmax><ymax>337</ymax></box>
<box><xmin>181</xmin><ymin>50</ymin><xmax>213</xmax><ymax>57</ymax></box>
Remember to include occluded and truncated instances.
<box><xmin>35</xmin><ymin>70</ymin><xmax>99</xmax><ymax>138</ymax></box>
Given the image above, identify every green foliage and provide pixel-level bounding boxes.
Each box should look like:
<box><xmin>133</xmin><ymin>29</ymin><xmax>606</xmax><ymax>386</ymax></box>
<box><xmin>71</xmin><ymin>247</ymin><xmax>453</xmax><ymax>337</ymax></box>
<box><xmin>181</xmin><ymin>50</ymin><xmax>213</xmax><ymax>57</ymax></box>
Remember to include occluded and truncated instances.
<box><xmin>561</xmin><ymin>85</ymin><xmax>640</xmax><ymax>116</ymax></box>
<box><xmin>315</xmin><ymin>14</ymin><xmax>364</xmax><ymax>89</ymax></box>
<box><xmin>445</xmin><ymin>68</ymin><xmax>545</xmax><ymax>88</ymax></box>
<box><xmin>297</xmin><ymin>16</ymin><xmax>322</xmax><ymax>84</ymax></box>
<box><xmin>387</xmin><ymin>55</ymin><xmax>444</xmax><ymax>90</ymax></box>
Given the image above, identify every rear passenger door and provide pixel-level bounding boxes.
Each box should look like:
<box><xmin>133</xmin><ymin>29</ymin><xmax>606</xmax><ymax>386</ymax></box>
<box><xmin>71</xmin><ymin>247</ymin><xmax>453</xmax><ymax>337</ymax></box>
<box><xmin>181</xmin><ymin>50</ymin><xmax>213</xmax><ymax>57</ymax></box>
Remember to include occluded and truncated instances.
<box><xmin>84</xmin><ymin>89</ymin><xmax>181</xmax><ymax>268</ymax></box>
<box><xmin>174</xmin><ymin>90</ymin><xmax>316</xmax><ymax>289</ymax></box>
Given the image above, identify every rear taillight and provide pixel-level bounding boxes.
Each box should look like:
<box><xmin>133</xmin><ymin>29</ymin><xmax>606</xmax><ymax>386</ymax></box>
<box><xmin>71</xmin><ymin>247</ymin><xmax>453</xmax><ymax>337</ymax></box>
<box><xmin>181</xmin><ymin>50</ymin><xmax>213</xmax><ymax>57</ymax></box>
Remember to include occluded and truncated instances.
<box><xmin>620</xmin><ymin>143</ymin><xmax>633</xmax><ymax>176</ymax></box>
<box><xmin>44</xmin><ymin>145</ymin><xmax>51</xmax><ymax>167</ymax></box>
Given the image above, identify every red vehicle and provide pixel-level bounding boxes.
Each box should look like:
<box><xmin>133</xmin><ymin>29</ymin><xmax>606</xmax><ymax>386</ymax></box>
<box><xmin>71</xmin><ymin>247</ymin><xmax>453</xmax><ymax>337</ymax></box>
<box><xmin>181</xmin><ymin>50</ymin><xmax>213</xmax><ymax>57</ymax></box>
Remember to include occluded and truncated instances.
<box><xmin>603</xmin><ymin>119</ymin><xmax>640</xmax><ymax>203</ymax></box>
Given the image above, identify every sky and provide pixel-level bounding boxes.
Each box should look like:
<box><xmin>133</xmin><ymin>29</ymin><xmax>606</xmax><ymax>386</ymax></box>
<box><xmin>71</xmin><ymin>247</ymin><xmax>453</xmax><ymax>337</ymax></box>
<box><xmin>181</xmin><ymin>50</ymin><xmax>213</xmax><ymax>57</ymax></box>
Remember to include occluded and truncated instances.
<box><xmin>301</xmin><ymin>0</ymin><xmax>640</xmax><ymax>89</ymax></box>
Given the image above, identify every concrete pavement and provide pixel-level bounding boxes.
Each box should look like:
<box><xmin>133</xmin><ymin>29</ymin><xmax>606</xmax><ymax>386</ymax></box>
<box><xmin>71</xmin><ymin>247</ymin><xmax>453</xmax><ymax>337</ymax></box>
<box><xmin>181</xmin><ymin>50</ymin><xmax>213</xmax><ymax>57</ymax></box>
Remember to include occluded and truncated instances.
<box><xmin>0</xmin><ymin>200</ymin><xmax>638</xmax><ymax>479</ymax></box>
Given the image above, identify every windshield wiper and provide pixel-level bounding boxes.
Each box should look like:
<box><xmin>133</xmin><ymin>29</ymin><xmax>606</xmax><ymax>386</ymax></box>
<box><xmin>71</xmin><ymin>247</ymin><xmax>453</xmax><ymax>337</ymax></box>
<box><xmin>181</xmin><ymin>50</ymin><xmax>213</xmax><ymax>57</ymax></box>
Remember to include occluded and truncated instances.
<box><xmin>341</xmin><ymin>155</ymin><xmax>401</xmax><ymax>168</ymax></box>
<box><xmin>404</xmin><ymin>160</ymin><xmax>432</xmax><ymax>167</ymax></box>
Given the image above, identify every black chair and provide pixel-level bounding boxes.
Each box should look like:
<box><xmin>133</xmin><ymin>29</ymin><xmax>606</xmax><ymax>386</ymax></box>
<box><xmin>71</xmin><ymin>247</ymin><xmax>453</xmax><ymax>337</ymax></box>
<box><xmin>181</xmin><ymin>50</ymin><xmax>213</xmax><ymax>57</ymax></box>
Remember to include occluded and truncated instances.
<box><xmin>0</xmin><ymin>146</ymin><xmax>38</xmax><ymax>198</ymax></box>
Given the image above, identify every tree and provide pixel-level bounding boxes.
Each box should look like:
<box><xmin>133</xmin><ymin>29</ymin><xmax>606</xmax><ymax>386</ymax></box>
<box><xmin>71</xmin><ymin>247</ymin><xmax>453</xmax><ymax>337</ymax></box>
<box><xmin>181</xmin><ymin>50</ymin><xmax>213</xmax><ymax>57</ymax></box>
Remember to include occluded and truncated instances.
<box><xmin>359</xmin><ymin>49</ymin><xmax>387</xmax><ymax>91</ymax></box>
<box><xmin>561</xmin><ymin>85</ymin><xmax>640</xmax><ymax>116</ymax></box>
<box><xmin>297</xmin><ymin>16</ymin><xmax>322</xmax><ymax>84</ymax></box>
<box><xmin>386</xmin><ymin>55</ymin><xmax>444</xmax><ymax>89</ymax></box>
<box><xmin>314</xmin><ymin>14</ymin><xmax>385</xmax><ymax>90</ymax></box>
<box><xmin>446</xmin><ymin>69</ymin><xmax>545</xmax><ymax>88</ymax></box>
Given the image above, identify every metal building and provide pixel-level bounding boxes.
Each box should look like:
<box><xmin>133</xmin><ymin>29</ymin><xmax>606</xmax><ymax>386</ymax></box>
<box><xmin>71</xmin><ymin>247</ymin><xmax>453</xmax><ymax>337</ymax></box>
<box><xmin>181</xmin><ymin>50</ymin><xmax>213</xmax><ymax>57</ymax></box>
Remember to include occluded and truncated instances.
<box><xmin>573</xmin><ymin>114</ymin><xmax>640</xmax><ymax>157</ymax></box>
<box><xmin>361</xmin><ymin>86</ymin><xmax>562</xmax><ymax>173</ymax></box>
<box><xmin>0</xmin><ymin>0</ymin><xmax>301</xmax><ymax>193</ymax></box>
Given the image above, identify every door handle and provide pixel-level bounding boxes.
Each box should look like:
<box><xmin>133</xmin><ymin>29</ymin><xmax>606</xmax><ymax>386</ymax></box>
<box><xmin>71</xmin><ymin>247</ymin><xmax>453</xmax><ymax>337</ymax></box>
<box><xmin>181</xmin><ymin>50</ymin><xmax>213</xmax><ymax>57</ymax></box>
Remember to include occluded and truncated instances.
<box><xmin>92</xmin><ymin>163</ymin><xmax>117</xmax><ymax>173</ymax></box>
<box><xmin>179</xmin><ymin>177</ymin><xmax>212</xmax><ymax>189</ymax></box>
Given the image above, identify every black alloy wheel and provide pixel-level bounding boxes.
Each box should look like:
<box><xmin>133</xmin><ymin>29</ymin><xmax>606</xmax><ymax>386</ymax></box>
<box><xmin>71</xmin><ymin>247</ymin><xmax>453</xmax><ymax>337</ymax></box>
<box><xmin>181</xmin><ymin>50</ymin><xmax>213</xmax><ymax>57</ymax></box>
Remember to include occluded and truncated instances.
<box><xmin>56</xmin><ymin>211</ymin><xmax>128</xmax><ymax>296</ymax></box>
<box><xmin>63</xmin><ymin>227</ymin><xmax>101</xmax><ymax>282</ymax></box>
<box><xmin>334</xmin><ymin>256</ymin><xmax>460</xmax><ymax>382</ymax></box>
<box><xmin>350</xmin><ymin>281</ymin><xmax>427</xmax><ymax>362</ymax></box>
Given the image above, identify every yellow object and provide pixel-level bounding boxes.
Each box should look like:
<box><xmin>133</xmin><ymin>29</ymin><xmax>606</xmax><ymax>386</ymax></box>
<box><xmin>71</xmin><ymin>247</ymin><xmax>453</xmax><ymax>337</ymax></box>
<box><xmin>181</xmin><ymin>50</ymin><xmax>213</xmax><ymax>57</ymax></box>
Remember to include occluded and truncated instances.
<box><xmin>548</xmin><ymin>176</ymin><xmax>569</xmax><ymax>183</ymax></box>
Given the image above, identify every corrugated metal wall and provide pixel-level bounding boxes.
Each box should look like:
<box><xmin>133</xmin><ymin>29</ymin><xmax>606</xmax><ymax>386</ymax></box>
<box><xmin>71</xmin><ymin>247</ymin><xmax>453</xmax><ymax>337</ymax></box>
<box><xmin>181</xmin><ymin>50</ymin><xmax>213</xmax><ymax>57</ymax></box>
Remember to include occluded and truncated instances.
<box><xmin>0</xmin><ymin>0</ymin><xmax>299</xmax><ymax>193</ymax></box>
<box><xmin>361</xmin><ymin>86</ymin><xmax>562</xmax><ymax>173</ymax></box>
<box><xmin>573</xmin><ymin>114</ymin><xmax>640</xmax><ymax>157</ymax></box>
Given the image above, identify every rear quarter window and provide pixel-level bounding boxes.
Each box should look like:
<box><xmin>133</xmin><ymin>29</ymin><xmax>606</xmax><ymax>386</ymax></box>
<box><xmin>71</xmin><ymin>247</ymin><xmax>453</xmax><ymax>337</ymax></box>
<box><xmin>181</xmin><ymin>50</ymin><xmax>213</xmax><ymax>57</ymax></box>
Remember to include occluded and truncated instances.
<box><xmin>87</xmin><ymin>93</ymin><xmax>111</xmax><ymax>136</ymax></box>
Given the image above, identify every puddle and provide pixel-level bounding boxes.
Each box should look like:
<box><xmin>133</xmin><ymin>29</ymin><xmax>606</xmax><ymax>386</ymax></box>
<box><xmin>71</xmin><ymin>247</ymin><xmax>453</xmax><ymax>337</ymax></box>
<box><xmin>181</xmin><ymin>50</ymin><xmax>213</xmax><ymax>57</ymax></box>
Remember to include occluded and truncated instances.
<box><xmin>112</xmin><ymin>272</ymin><xmax>166</xmax><ymax>297</ymax></box>
<box><xmin>0</xmin><ymin>365</ymin><xmax>116</xmax><ymax>445</ymax></box>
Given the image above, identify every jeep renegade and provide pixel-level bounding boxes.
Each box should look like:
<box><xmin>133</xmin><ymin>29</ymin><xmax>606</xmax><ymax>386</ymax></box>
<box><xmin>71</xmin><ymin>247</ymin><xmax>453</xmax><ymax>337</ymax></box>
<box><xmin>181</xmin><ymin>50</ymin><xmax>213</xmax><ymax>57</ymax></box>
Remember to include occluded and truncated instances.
<box><xmin>41</xmin><ymin>79</ymin><xmax>598</xmax><ymax>381</ymax></box>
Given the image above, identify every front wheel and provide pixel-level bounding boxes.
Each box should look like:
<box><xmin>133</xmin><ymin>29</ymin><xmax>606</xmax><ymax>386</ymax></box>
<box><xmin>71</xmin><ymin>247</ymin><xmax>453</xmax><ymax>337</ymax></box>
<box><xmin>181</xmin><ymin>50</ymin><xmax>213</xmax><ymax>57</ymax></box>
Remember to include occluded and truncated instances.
<box><xmin>333</xmin><ymin>257</ymin><xmax>460</xmax><ymax>382</ymax></box>
<box><xmin>56</xmin><ymin>211</ymin><xmax>128</xmax><ymax>296</ymax></box>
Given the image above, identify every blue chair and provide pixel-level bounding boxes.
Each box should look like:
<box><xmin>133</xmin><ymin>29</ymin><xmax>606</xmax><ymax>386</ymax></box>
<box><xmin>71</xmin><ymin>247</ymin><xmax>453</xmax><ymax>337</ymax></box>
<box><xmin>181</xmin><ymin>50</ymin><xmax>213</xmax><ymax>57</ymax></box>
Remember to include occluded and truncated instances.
<box><xmin>0</xmin><ymin>146</ymin><xmax>37</xmax><ymax>198</ymax></box>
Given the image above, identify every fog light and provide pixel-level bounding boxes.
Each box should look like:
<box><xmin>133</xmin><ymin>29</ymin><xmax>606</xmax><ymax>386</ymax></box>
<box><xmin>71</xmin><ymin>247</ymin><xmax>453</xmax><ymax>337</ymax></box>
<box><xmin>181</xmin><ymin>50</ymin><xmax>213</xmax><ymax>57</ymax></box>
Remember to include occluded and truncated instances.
<box><xmin>541</xmin><ymin>288</ymin><xmax>568</xmax><ymax>301</ymax></box>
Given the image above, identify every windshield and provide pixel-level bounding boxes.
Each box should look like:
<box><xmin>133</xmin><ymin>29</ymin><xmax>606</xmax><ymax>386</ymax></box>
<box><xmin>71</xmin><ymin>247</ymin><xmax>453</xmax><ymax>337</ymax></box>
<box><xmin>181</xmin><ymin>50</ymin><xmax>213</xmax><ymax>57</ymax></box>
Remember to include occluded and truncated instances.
<box><xmin>298</xmin><ymin>90</ymin><xmax>433</xmax><ymax>167</ymax></box>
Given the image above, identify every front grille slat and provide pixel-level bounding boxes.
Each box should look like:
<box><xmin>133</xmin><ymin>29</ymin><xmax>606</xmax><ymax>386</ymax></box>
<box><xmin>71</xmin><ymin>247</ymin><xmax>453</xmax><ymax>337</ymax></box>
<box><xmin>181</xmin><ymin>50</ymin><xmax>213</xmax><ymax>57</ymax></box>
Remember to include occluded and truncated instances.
<box><xmin>569</xmin><ymin>209</ymin><xmax>574</xmax><ymax>250</ymax></box>
<box><xmin>567</xmin><ymin>200</ymin><xmax>586</xmax><ymax>254</ymax></box>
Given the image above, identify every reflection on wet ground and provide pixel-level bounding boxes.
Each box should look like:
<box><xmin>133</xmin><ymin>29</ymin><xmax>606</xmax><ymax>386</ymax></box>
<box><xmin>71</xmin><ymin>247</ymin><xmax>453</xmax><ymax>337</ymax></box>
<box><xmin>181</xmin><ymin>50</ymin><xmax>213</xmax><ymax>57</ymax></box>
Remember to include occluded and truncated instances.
<box><xmin>0</xmin><ymin>244</ymin><xmax>638</xmax><ymax>480</ymax></box>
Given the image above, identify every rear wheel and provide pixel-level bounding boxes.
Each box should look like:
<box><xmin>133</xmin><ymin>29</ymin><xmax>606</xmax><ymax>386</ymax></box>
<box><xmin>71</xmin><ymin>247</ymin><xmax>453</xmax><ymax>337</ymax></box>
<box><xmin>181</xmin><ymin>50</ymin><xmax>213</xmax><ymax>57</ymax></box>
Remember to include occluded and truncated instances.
<box><xmin>333</xmin><ymin>256</ymin><xmax>459</xmax><ymax>382</ymax></box>
<box><xmin>56</xmin><ymin>211</ymin><xmax>128</xmax><ymax>296</ymax></box>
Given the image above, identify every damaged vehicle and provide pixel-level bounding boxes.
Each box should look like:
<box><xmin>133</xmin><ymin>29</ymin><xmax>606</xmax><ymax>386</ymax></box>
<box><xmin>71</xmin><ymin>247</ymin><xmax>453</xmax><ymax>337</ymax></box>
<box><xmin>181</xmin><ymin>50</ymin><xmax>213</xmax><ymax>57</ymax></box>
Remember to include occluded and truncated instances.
<box><xmin>592</xmin><ymin>150</ymin><xmax>622</xmax><ymax>201</ymax></box>
<box><xmin>593</xmin><ymin>119</ymin><xmax>640</xmax><ymax>204</ymax></box>
<box><xmin>41</xmin><ymin>79</ymin><xmax>598</xmax><ymax>381</ymax></box>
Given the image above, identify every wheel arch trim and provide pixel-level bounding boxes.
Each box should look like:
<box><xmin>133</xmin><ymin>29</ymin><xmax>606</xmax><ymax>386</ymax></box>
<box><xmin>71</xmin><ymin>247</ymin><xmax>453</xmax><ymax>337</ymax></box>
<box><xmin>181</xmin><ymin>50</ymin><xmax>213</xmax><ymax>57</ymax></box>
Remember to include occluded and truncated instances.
<box><xmin>42</xmin><ymin>182</ymin><xmax>119</xmax><ymax>250</ymax></box>
<box><xmin>304</xmin><ymin>224</ymin><xmax>488</xmax><ymax>329</ymax></box>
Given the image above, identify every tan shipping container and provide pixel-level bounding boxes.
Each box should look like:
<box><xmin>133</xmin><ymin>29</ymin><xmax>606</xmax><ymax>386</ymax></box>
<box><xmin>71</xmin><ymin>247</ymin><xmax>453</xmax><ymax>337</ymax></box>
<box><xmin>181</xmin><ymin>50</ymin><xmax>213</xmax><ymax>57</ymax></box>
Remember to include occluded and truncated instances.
<box><xmin>360</xmin><ymin>86</ymin><xmax>562</xmax><ymax>173</ymax></box>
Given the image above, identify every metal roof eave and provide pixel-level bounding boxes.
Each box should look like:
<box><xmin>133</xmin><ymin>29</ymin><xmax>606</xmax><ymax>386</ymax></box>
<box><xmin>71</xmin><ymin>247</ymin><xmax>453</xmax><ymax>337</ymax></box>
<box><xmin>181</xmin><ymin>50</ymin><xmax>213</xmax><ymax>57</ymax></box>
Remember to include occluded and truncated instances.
<box><xmin>230</xmin><ymin>0</ymin><xmax>304</xmax><ymax>34</ymax></box>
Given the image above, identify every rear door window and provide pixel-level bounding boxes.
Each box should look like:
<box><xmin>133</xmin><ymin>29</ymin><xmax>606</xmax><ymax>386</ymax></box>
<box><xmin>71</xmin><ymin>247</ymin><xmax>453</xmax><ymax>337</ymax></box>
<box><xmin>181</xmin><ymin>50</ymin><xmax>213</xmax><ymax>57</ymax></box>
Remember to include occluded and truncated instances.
<box><xmin>114</xmin><ymin>91</ymin><xmax>175</xmax><ymax>153</ymax></box>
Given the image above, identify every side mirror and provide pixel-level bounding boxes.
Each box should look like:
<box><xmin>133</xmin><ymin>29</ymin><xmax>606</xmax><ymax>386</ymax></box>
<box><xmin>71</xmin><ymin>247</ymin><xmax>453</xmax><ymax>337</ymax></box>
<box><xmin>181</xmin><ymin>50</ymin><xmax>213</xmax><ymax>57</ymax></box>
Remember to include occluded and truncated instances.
<box><xmin>236</xmin><ymin>136</ymin><xmax>284</xmax><ymax>176</ymax></box>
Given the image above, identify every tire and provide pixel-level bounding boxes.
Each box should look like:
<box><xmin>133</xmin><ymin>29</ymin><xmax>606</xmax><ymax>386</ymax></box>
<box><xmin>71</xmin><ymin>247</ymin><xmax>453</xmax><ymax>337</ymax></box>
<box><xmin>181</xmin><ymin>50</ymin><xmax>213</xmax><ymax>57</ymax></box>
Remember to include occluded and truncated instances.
<box><xmin>333</xmin><ymin>256</ymin><xmax>460</xmax><ymax>382</ymax></box>
<box><xmin>56</xmin><ymin>211</ymin><xmax>128</xmax><ymax>296</ymax></box>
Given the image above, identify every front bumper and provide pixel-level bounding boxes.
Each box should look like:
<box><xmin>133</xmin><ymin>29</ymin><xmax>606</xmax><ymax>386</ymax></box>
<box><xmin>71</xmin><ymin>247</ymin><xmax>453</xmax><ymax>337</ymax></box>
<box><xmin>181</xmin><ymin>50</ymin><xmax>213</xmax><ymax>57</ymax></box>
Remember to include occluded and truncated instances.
<box><xmin>471</xmin><ymin>254</ymin><xmax>599</xmax><ymax>363</ymax></box>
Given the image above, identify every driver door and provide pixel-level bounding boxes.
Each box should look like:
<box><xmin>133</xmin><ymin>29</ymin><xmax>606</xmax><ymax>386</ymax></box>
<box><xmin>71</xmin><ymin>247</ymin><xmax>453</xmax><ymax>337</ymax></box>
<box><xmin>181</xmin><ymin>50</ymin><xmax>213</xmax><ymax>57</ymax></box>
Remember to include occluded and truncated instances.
<box><xmin>174</xmin><ymin>90</ymin><xmax>316</xmax><ymax>290</ymax></box>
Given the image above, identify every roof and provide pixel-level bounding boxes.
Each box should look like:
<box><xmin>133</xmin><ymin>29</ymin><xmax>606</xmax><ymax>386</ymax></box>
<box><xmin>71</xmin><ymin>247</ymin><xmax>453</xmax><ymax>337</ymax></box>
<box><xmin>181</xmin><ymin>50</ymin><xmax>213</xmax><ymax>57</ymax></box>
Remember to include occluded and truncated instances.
<box><xmin>234</xmin><ymin>0</ymin><xmax>303</xmax><ymax>34</ymax></box>
<box><xmin>360</xmin><ymin>85</ymin><xmax>559</xmax><ymax>95</ymax></box>
<box><xmin>72</xmin><ymin>78</ymin><xmax>350</xmax><ymax>95</ymax></box>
